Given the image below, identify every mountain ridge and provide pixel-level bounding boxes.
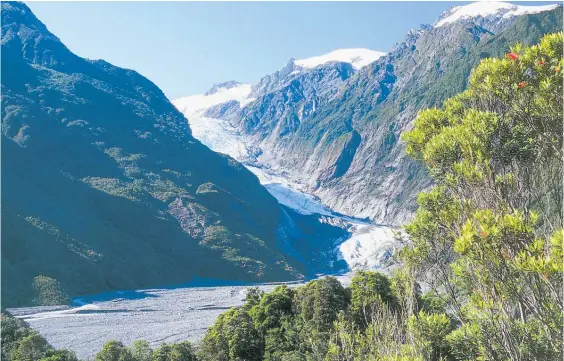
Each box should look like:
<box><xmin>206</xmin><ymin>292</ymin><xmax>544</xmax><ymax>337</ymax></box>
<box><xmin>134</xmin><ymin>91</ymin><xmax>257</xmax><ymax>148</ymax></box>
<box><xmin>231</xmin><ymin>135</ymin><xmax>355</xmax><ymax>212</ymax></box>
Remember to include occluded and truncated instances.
<box><xmin>173</xmin><ymin>3</ymin><xmax>563</xmax><ymax>225</ymax></box>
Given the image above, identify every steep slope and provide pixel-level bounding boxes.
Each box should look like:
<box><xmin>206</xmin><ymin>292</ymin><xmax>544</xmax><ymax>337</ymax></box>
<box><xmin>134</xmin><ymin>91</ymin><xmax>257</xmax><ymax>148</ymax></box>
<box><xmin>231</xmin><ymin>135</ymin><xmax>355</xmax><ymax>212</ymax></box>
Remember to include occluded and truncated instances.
<box><xmin>234</xmin><ymin>61</ymin><xmax>357</xmax><ymax>161</ymax></box>
<box><xmin>225</xmin><ymin>5</ymin><xmax>562</xmax><ymax>224</ymax></box>
<box><xmin>1</xmin><ymin>2</ymin><xmax>305</xmax><ymax>307</ymax></box>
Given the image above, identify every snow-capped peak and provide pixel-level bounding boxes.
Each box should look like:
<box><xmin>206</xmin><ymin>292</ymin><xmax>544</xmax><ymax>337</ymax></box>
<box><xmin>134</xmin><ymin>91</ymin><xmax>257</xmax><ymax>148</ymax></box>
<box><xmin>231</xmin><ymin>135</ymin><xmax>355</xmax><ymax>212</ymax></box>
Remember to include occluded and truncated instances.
<box><xmin>294</xmin><ymin>48</ymin><xmax>386</xmax><ymax>70</ymax></box>
<box><xmin>172</xmin><ymin>82</ymin><xmax>253</xmax><ymax>118</ymax></box>
<box><xmin>434</xmin><ymin>1</ymin><xmax>559</xmax><ymax>28</ymax></box>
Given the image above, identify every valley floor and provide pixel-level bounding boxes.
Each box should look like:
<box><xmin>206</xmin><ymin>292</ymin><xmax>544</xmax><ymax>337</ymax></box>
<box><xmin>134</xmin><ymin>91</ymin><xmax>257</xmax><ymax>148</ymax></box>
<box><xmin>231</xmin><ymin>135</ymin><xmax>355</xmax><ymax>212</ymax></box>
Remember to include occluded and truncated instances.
<box><xmin>8</xmin><ymin>276</ymin><xmax>358</xmax><ymax>360</ymax></box>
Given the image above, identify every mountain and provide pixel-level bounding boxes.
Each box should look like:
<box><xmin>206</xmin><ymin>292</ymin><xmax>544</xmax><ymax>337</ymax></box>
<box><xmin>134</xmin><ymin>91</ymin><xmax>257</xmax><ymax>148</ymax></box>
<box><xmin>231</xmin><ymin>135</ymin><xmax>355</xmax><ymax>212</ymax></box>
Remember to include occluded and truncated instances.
<box><xmin>434</xmin><ymin>2</ymin><xmax>559</xmax><ymax>29</ymax></box>
<box><xmin>294</xmin><ymin>48</ymin><xmax>386</xmax><ymax>70</ymax></box>
<box><xmin>174</xmin><ymin>82</ymin><xmax>254</xmax><ymax>119</ymax></box>
<box><xmin>234</xmin><ymin>60</ymin><xmax>357</xmax><ymax>157</ymax></box>
<box><xmin>173</xmin><ymin>49</ymin><xmax>385</xmax><ymax>164</ymax></box>
<box><xmin>250</xmin><ymin>49</ymin><xmax>385</xmax><ymax>98</ymax></box>
<box><xmin>175</xmin><ymin>3</ymin><xmax>562</xmax><ymax>225</ymax></box>
<box><xmin>274</xmin><ymin>4</ymin><xmax>563</xmax><ymax>224</ymax></box>
<box><xmin>173</xmin><ymin>49</ymin><xmax>385</xmax><ymax>123</ymax></box>
<box><xmin>0</xmin><ymin>2</ymin><xmax>337</xmax><ymax>307</ymax></box>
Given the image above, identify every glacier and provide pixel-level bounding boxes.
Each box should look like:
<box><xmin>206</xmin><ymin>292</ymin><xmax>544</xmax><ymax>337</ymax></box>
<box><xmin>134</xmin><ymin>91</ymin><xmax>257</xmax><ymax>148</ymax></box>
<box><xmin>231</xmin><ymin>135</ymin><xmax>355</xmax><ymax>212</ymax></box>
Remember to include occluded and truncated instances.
<box><xmin>172</xmin><ymin>81</ymin><xmax>397</xmax><ymax>274</ymax></box>
<box><xmin>434</xmin><ymin>1</ymin><xmax>559</xmax><ymax>27</ymax></box>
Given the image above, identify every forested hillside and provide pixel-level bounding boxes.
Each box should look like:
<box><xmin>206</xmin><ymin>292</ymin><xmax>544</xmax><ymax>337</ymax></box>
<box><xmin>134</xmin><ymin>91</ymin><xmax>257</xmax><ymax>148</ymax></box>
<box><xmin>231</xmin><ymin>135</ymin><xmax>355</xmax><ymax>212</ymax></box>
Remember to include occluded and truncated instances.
<box><xmin>1</xmin><ymin>1</ymin><xmax>308</xmax><ymax>307</ymax></box>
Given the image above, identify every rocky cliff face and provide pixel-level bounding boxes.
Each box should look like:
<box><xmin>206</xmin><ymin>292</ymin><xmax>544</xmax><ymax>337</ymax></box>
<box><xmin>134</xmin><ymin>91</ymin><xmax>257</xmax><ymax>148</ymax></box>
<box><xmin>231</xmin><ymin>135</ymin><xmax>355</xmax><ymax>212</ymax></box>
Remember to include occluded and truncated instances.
<box><xmin>1</xmin><ymin>2</ymin><xmax>320</xmax><ymax>307</ymax></box>
<box><xmin>219</xmin><ymin>6</ymin><xmax>562</xmax><ymax>225</ymax></box>
<box><xmin>234</xmin><ymin>61</ymin><xmax>356</xmax><ymax>160</ymax></box>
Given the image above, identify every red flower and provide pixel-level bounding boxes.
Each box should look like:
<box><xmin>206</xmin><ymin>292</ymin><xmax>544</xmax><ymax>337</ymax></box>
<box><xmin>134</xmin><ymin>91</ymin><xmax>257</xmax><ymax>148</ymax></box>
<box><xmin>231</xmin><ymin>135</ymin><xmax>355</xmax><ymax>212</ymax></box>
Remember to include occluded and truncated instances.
<box><xmin>507</xmin><ymin>52</ymin><xmax>519</xmax><ymax>60</ymax></box>
<box><xmin>518</xmin><ymin>81</ymin><xmax>526</xmax><ymax>88</ymax></box>
<box><xmin>539</xmin><ymin>60</ymin><xmax>545</xmax><ymax>65</ymax></box>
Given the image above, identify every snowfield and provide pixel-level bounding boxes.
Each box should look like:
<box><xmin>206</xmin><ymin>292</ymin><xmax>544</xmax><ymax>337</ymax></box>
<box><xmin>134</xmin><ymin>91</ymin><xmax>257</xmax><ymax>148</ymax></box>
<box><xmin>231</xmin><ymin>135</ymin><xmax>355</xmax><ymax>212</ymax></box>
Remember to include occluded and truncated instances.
<box><xmin>172</xmin><ymin>83</ymin><xmax>254</xmax><ymax>117</ymax></box>
<box><xmin>434</xmin><ymin>2</ymin><xmax>559</xmax><ymax>27</ymax></box>
<box><xmin>245</xmin><ymin>164</ymin><xmax>334</xmax><ymax>217</ymax></box>
<box><xmin>338</xmin><ymin>225</ymin><xmax>397</xmax><ymax>270</ymax></box>
<box><xmin>185</xmin><ymin>114</ymin><xmax>254</xmax><ymax>161</ymax></box>
<box><xmin>294</xmin><ymin>48</ymin><xmax>386</xmax><ymax>70</ymax></box>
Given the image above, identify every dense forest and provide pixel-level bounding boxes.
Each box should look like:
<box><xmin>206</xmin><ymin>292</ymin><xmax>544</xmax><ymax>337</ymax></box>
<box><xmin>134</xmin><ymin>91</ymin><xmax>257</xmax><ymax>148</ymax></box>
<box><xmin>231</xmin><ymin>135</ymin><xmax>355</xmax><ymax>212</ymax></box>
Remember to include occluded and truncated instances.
<box><xmin>2</xmin><ymin>31</ymin><xmax>562</xmax><ymax>361</ymax></box>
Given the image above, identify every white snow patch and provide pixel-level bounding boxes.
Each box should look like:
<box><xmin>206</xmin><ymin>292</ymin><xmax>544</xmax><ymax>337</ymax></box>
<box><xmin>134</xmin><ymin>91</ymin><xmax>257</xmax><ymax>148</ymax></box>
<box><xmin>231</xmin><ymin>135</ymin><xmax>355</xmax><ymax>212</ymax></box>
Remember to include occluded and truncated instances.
<box><xmin>247</xmin><ymin>163</ymin><xmax>398</xmax><ymax>271</ymax></box>
<box><xmin>434</xmin><ymin>1</ymin><xmax>559</xmax><ymax>27</ymax></box>
<box><xmin>172</xmin><ymin>83</ymin><xmax>257</xmax><ymax>161</ymax></box>
<box><xmin>172</xmin><ymin>83</ymin><xmax>254</xmax><ymax>118</ymax></box>
<box><xmin>265</xmin><ymin>184</ymin><xmax>333</xmax><ymax>216</ymax></box>
<box><xmin>295</xmin><ymin>48</ymin><xmax>386</xmax><ymax>70</ymax></box>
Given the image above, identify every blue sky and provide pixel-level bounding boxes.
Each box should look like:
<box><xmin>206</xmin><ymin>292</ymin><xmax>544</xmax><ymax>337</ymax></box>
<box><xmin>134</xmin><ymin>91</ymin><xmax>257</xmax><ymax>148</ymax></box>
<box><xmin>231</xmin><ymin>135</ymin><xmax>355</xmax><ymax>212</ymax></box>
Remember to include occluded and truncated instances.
<box><xmin>26</xmin><ymin>1</ymin><xmax>558</xmax><ymax>99</ymax></box>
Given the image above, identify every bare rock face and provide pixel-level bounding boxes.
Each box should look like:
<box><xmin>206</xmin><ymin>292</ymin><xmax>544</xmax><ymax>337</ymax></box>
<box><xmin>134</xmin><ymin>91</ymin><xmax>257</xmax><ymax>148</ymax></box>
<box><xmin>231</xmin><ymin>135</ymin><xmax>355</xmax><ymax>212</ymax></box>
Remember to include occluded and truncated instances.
<box><xmin>234</xmin><ymin>61</ymin><xmax>355</xmax><ymax>143</ymax></box>
<box><xmin>202</xmin><ymin>100</ymin><xmax>241</xmax><ymax>120</ymax></box>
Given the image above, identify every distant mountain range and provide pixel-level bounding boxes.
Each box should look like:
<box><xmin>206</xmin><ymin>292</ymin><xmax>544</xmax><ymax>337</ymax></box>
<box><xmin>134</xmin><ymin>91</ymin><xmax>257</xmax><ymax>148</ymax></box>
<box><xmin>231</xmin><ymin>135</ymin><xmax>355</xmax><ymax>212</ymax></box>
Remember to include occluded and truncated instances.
<box><xmin>174</xmin><ymin>2</ymin><xmax>562</xmax><ymax>225</ymax></box>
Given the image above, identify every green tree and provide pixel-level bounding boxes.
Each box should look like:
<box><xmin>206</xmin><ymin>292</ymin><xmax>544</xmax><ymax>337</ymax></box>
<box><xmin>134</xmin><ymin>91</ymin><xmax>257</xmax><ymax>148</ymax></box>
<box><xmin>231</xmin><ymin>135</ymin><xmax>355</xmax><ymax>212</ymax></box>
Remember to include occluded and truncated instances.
<box><xmin>38</xmin><ymin>349</ymin><xmax>78</xmax><ymax>361</ymax></box>
<box><xmin>31</xmin><ymin>276</ymin><xmax>70</xmax><ymax>306</ymax></box>
<box><xmin>250</xmin><ymin>285</ymin><xmax>294</xmax><ymax>335</ymax></box>
<box><xmin>153</xmin><ymin>342</ymin><xmax>197</xmax><ymax>361</ymax></box>
<box><xmin>294</xmin><ymin>277</ymin><xmax>349</xmax><ymax>360</ymax></box>
<box><xmin>10</xmin><ymin>333</ymin><xmax>50</xmax><ymax>361</ymax></box>
<box><xmin>408</xmin><ymin>311</ymin><xmax>454</xmax><ymax>361</ymax></box>
<box><xmin>95</xmin><ymin>341</ymin><xmax>134</xmax><ymax>361</ymax></box>
<box><xmin>294</xmin><ymin>277</ymin><xmax>348</xmax><ymax>333</ymax></box>
<box><xmin>242</xmin><ymin>287</ymin><xmax>264</xmax><ymax>311</ymax></box>
<box><xmin>349</xmin><ymin>271</ymin><xmax>395</xmax><ymax>327</ymax></box>
<box><xmin>402</xmin><ymin>33</ymin><xmax>563</xmax><ymax>360</ymax></box>
<box><xmin>131</xmin><ymin>340</ymin><xmax>153</xmax><ymax>361</ymax></box>
<box><xmin>1</xmin><ymin>313</ymin><xmax>34</xmax><ymax>360</ymax></box>
<box><xmin>262</xmin><ymin>317</ymin><xmax>301</xmax><ymax>361</ymax></box>
<box><xmin>199</xmin><ymin>308</ymin><xmax>262</xmax><ymax>361</ymax></box>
